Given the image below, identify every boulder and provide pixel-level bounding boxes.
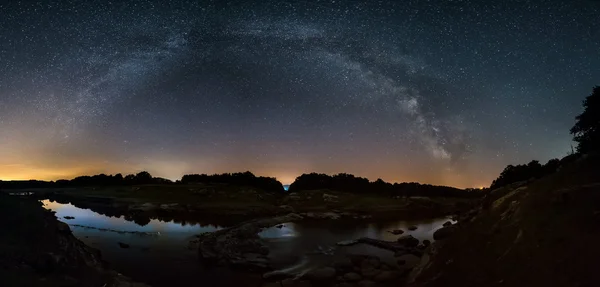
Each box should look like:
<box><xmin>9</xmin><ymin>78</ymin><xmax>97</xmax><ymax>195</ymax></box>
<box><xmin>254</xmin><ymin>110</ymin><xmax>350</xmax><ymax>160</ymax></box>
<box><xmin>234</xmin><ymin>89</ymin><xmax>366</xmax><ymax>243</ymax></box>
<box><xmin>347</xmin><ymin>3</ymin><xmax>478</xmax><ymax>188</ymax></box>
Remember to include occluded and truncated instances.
<box><xmin>360</xmin><ymin>257</ymin><xmax>381</xmax><ymax>270</ymax></box>
<box><xmin>333</xmin><ymin>257</ymin><xmax>354</xmax><ymax>271</ymax></box>
<box><xmin>281</xmin><ymin>279</ymin><xmax>312</xmax><ymax>287</ymax></box>
<box><xmin>279</xmin><ymin>205</ymin><xmax>295</xmax><ymax>213</ymax></box>
<box><xmin>357</xmin><ymin>280</ymin><xmax>377</xmax><ymax>287</ymax></box>
<box><xmin>360</xmin><ymin>267</ymin><xmax>381</xmax><ymax>278</ymax></box>
<box><xmin>373</xmin><ymin>271</ymin><xmax>398</xmax><ymax>282</ymax></box>
<box><xmin>323</xmin><ymin>194</ymin><xmax>339</xmax><ymax>202</ymax></box>
<box><xmin>397</xmin><ymin>235</ymin><xmax>419</xmax><ymax>247</ymax></box>
<box><xmin>342</xmin><ymin>272</ymin><xmax>362</xmax><ymax>281</ymax></box>
<box><xmin>306</xmin><ymin>267</ymin><xmax>336</xmax><ymax>281</ymax></box>
<box><xmin>433</xmin><ymin>225</ymin><xmax>457</xmax><ymax>240</ymax></box>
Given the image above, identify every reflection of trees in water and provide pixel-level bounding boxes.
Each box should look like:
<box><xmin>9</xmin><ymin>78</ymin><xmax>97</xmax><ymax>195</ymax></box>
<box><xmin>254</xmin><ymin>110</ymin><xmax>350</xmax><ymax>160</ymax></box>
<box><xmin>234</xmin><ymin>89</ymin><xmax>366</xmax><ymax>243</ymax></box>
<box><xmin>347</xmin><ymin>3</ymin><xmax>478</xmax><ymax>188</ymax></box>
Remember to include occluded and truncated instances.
<box><xmin>46</xmin><ymin>195</ymin><xmax>231</xmax><ymax>227</ymax></box>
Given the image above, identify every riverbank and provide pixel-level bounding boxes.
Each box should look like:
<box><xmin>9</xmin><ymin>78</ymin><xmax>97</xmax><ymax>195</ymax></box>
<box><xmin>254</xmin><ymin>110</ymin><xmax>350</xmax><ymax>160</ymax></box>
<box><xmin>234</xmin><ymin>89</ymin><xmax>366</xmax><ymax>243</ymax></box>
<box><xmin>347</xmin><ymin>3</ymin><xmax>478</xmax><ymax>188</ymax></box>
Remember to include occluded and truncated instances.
<box><xmin>407</xmin><ymin>153</ymin><xmax>600</xmax><ymax>287</ymax></box>
<box><xmin>0</xmin><ymin>193</ymin><xmax>147</xmax><ymax>287</ymax></box>
<box><xmin>11</xmin><ymin>184</ymin><xmax>475</xmax><ymax>226</ymax></box>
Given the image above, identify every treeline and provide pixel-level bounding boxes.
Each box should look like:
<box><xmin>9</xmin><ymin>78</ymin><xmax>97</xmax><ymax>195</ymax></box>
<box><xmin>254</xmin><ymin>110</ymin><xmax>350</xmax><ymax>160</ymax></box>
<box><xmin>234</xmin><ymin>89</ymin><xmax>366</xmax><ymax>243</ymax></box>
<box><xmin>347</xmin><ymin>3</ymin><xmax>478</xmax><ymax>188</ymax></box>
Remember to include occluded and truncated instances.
<box><xmin>489</xmin><ymin>158</ymin><xmax>569</xmax><ymax>190</ymax></box>
<box><xmin>288</xmin><ymin>173</ymin><xmax>482</xmax><ymax>198</ymax></box>
<box><xmin>181</xmin><ymin>171</ymin><xmax>284</xmax><ymax>193</ymax></box>
<box><xmin>0</xmin><ymin>172</ymin><xmax>171</xmax><ymax>189</ymax></box>
<box><xmin>0</xmin><ymin>171</ymin><xmax>284</xmax><ymax>193</ymax></box>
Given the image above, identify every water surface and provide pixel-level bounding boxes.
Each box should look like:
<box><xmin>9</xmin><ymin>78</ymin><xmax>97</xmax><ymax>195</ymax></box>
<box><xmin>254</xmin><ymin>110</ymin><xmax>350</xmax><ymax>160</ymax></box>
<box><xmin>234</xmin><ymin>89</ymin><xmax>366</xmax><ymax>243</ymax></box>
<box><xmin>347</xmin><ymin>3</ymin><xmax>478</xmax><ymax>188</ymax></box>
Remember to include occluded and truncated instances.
<box><xmin>42</xmin><ymin>199</ymin><xmax>452</xmax><ymax>286</ymax></box>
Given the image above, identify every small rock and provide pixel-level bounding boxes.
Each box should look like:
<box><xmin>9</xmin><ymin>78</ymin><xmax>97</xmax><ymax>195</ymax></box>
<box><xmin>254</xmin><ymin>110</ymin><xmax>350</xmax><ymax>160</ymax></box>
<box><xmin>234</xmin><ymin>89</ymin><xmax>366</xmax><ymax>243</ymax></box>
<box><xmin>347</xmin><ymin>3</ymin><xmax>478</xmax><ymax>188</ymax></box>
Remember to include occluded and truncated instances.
<box><xmin>276</xmin><ymin>224</ymin><xmax>285</xmax><ymax>229</ymax></box>
<box><xmin>396</xmin><ymin>235</ymin><xmax>419</xmax><ymax>247</ymax></box>
<box><xmin>443</xmin><ymin>221</ymin><xmax>453</xmax><ymax>227</ymax></box>
<box><xmin>333</xmin><ymin>258</ymin><xmax>354</xmax><ymax>271</ymax></box>
<box><xmin>387</xmin><ymin>229</ymin><xmax>404</xmax><ymax>235</ymax></box>
<box><xmin>422</xmin><ymin>239</ymin><xmax>431</xmax><ymax>247</ymax></box>
<box><xmin>357</xmin><ymin>280</ymin><xmax>377</xmax><ymax>287</ymax></box>
<box><xmin>118</xmin><ymin>242</ymin><xmax>130</xmax><ymax>248</ymax></box>
<box><xmin>360</xmin><ymin>257</ymin><xmax>380</xmax><ymax>270</ymax></box>
<box><xmin>281</xmin><ymin>279</ymin><xmax>311</xmax><ymax>287</ymax></box>
<box><xmin>63</xmin><ymin>216</ymin><xmax>75</xmax><ymax>220</ymax></box>
<box><xmin>407</xmin><ymin>226</ymin><xmax>418</xmax><ymax>231</ymax></box>
<box><xmin>373</xmin><ymin>271</ymin><xmax>398</xmax><ymax>282</ymax></box>
<box><xmin>306</xmin><ymin>267</ymin><xmax>336</xmax><ymax>281</ymax></box>
<box><xmin>342</xmin><ymin>272</ymin><xmax>362</xmax><ymax>281</ymax></box>
<box><xmin>360</xmin><ymin>268</ymin><xmax>381</xmax><ymax>278</ymax></box>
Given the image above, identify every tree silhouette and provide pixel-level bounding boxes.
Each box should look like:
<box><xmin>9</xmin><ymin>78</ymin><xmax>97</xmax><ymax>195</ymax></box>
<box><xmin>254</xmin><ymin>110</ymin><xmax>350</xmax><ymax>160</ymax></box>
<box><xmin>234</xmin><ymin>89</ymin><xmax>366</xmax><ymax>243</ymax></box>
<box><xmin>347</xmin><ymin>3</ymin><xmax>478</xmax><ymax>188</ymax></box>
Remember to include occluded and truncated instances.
<box><xmin>571</xmin><ymin>86</ymin><xmax>600</xmax><ymax>153</ymax></box>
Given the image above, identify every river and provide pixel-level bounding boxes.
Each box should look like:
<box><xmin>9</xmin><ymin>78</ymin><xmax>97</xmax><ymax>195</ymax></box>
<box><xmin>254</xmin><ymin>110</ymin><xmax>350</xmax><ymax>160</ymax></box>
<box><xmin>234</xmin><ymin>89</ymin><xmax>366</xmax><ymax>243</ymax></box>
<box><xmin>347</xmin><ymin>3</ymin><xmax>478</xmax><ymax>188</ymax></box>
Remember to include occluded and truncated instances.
<box><xmin>42</xmin><ymin>199</ymin><xmax>452</xmax><ymax>286</ymax></box>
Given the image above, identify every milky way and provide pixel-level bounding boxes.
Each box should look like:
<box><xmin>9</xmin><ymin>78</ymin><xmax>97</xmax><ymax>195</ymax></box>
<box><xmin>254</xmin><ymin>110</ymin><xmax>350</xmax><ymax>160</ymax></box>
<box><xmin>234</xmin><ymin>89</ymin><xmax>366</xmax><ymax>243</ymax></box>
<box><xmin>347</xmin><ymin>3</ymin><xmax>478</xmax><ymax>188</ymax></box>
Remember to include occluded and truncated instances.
<box><xmin>1</xmin><ymin>0</ymin><xmax>598</xmax><ymax>187</ymax></box>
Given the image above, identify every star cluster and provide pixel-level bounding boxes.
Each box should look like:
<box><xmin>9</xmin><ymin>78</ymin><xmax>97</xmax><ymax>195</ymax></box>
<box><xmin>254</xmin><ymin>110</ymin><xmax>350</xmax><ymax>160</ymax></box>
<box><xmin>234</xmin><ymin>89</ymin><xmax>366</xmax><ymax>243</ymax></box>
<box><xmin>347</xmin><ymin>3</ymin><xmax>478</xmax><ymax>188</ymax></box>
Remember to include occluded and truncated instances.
<box><xmin>1</xmin><ymin>0</ymin><xmax>598</xmax><ymax>187</ymax></box>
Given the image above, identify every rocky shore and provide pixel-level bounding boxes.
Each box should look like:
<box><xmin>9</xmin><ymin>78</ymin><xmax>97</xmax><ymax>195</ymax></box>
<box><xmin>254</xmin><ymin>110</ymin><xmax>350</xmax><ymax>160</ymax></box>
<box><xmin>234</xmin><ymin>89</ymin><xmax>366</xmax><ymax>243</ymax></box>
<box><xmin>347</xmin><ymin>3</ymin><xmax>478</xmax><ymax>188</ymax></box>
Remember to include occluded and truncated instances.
<box><xmin>0</xmin><ymin>193</ymin><xmax>149</xmax><ymax>287</ymax></box>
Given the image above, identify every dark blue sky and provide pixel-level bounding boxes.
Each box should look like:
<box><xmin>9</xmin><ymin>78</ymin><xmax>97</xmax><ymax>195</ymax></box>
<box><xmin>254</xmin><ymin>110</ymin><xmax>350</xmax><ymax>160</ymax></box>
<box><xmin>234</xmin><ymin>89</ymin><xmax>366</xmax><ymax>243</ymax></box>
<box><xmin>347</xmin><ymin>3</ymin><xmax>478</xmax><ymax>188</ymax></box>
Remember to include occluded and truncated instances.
<box><xmin>0</xmin><ymin>0</ymin><xmax>598</xmax><ymax>187</ymax></box>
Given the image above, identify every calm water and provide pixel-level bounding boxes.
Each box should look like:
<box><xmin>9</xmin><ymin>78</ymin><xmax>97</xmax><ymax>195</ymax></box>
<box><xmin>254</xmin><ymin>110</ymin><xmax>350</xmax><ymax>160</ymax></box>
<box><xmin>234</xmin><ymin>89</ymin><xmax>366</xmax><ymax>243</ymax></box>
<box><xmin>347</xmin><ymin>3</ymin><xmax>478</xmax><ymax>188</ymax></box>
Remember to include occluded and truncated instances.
<box><xmin>42</xmin><ymin>199</ymin><xmax>452</xmax><ymax>287</ymax></box>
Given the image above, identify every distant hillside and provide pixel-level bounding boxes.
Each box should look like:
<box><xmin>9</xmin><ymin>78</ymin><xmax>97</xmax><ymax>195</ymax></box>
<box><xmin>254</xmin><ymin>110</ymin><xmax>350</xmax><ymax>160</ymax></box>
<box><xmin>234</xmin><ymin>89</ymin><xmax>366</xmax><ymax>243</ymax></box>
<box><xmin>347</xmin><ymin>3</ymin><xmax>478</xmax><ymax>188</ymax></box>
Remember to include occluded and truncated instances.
<box><xmin>288</xmin><ymin>172</ymin><xmax>483</xmax><ymax>198</ymax></box>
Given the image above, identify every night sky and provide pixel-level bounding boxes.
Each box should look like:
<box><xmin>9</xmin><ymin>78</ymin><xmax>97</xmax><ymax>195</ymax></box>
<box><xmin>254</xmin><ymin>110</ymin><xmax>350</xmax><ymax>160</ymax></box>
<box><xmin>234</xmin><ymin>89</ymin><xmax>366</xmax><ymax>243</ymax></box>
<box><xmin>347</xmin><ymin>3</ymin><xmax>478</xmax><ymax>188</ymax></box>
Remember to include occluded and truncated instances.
<box><xmin>1</xmin><ymin>0</ymin><xmax>598</xmax><ymax>187</ymax></box>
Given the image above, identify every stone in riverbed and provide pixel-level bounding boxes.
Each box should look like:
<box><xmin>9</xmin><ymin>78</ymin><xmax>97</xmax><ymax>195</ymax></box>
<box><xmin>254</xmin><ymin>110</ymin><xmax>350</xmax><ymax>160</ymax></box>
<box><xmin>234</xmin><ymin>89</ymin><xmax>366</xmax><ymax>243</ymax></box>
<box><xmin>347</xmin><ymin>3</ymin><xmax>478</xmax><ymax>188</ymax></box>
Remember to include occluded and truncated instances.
<box><xmin>343</xmin><ymin>272</ymin><xmax>362</xmax><ymax>281</ymax></box>
<box><xmin>396</xmin><ymin>235</ymin><xmax>419</xmax><ymax>247</ymax></box>
<box><xmin>422</xmin><ymin>239</ymin><xmax>431</xmax><ymax>247</ymax></box>
<box><xmin>357</xmin><ymin>280</ymin><xmax>377</xmax><ymax>287</ymax></box>
<box><xmin>360</xmin><ymin>267</ymin><xmax>381</xmax><ymax>279</ymax></box>
<box><xmin>387</xmin><ymin>229</ymin><xmax>404</xmax><ymax>235</ymax></box>
<box><xmin>333</xmin><ymin>257</ymin><xmax>354</xmax><ymax>271</ymax></box>
<box><xmin>408</xmin><ymin>225</ymin><xmax>418</xmax><ymax>231</ymax></box>
<box><xmin>373</xmin><ymin>271</ymin><xmax>399</xmax><ymax>282</ymax></box>
<box><xmin>281</xmin><ymin>279</ymin><xmax>312</xmax><ymax>287</ymax></box>
<box><xmin>306</xmin><ymin>267</ymin><xmax>336</xmax><ymax>281</ymax></box>
<box><xmin>63</xmin><ymin>216</ymin><xmax>75</xmax><ymax>220</ymax></box>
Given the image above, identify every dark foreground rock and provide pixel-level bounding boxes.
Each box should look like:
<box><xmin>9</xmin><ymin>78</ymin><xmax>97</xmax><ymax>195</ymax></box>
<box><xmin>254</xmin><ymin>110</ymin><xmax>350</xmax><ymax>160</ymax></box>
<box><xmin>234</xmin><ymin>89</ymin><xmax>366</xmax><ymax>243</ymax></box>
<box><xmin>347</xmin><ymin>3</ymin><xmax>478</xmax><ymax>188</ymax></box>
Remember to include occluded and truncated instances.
<box><xmin>0</xmin><ymin>194</ymin><xmax>148</xmax><ymax>287</ymax></box>
<box><xmin>408</xmin><ymin>154</ymin><xmax>600</xmax><ymax>287</ymax></box>
<box><xmin>432</xmin><ymin>225</ymin><xmax>457</xmax><ymax>240</ymax></box>
<box><xmin>197</xmin><ymin>213</ymin><xmax>303</xmax><ymax>270</ymax></box>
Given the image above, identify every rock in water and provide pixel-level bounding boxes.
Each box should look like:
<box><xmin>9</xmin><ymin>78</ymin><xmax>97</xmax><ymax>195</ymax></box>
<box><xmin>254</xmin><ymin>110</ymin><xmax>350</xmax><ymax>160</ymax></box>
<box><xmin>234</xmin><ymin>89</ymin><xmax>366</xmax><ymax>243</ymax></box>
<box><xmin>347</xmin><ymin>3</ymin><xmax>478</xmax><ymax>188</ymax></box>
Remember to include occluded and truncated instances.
<box><xmin>374</xmin><ymin>271</ymin><xmax>399</xmax><ymax>282</ymax></box>
<box><xmin>197</xmin><ymin>213</ymin><xmax>303</xmax><ymax>270</ymax></box>
<box><xmin>63</xmin><ymin>216</ymin><xmax>75</xmax><ymax>220</ymax></box>
<box><xmin>388</xmin><ymin>229</ymin><xmax>404</xmax><ymax>235</ymax></box>
<box><xmin>306</xmin><ymin>267</ymin><xmax>336</xmax><ymax>281</ymax></box>
<box><xmin>433</xmin><ymin>225</ymin><xmax>457</xmax><ymax>240</ymax></box>
<box><xmin>357</xmin><ymin>280</ymin><xmax>377</xmax><ymax>287</ymax></box>
<box><xmin>343</xmin><ymin>272</ymin><xmax>362</xmax><ymax>281</ymax></box>
<box><xmin>397</xmin><ymin>235</ymin><xmax>419</xmax><ymax>247</ymax></box>
<box><xmin>408</xmin><ymin>225</ymin><xmax>418</xmax><ymax>231</ymax></box>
